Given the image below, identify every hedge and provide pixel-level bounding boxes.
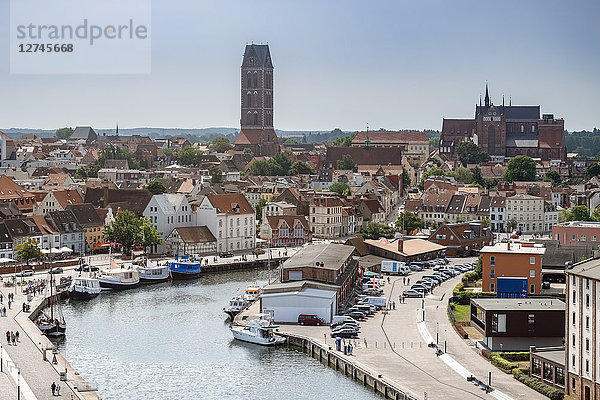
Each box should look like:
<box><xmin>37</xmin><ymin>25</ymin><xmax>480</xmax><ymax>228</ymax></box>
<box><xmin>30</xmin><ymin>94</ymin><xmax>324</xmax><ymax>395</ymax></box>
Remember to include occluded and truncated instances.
<box><xmin>493</xmin><ymin>351</ymin><xmax>530</xmax><ymax>362</ymax></box>
<box><xmin>513</xmin><ymin>368</ymin><xmax>564</xmax><ymax>400</ymax></box>
<box><xmin>490</xmin><ymin>354</ymin><xmax>518</xmax><ymax>373</ymax></box>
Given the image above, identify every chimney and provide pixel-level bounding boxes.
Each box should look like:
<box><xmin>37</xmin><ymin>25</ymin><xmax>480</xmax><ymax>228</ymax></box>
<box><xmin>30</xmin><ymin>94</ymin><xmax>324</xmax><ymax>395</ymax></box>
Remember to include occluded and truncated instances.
<box><xmin>397</xmin><ymin>239</ymin><xmax>404</xmax><ymax>253</ymax></box>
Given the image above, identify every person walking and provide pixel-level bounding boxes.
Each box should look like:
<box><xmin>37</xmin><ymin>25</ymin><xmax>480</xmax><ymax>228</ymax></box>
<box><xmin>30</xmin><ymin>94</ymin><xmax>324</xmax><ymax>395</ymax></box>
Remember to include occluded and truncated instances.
<box><xmin>10</xmin><ymin>332</ymin><xmax>15</xmax><ymax>345</ymax></box>
<box><xmin>0</xmin><ymin>293</ymin><xmax>3</xmax><ymax>303</ymax></box>
<box><xmin>6</xmin><ymin>330</ymin><xmax>9</xmax><ymax>343</ymax></box>
<box><xmin>56</xmin><ymin>382</ymin><xmax>61</xmax><ymax>395</ymax></box>
<box><xmin>15</xmin><ymin>331</ymin><xmax>19</xmax><ymax>342</ymax></box>
<box><xmin>51</xmin><ymin>382</ymin><xmax>56</xmax><ymax>396</ymax></box>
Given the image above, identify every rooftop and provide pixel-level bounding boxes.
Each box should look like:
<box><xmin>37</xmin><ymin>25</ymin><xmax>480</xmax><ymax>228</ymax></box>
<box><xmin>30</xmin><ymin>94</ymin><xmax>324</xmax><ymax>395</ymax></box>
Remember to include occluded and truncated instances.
<box><xmin>531</xmin><ymin>348</ymin><xmax>565</xmax><ymax>366</ymax></box>
<box><xmin>282</xmin><ymin>243</ymin><xmax>354</xmax><ymax>271</ymax></box>
<box><xmin>471</xmin><ymin>298</ymin><xmax>565</xmax><ymax>311</ymax></box>
<box><xmin>480</xmin><ymin>242</ymin><xmax>546</xmax><ymax>255</ymax></box>
<box><xmin>569</xmin><ymin>257</ymin><xmax>600</xmax><ymax>280</ymax></box>
<box><xmin>556</xmin><ymin>221</ymin><xmax>600</xmax><ymax>228</ymax></box>
<box><xmin>364</xmin><ymin>238</ymin><xmax>446</xmax><ymax>257</ymax></box>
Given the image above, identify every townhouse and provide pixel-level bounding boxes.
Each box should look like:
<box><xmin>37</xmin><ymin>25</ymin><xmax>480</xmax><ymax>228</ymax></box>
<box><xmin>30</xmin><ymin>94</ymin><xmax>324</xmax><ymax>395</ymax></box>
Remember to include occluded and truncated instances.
<box><xmin>260</xmin><ymin>215</ymin><xmax>310</xmax><ymax>247</ymax></box>
<box><xmin>143</xmin><ymin>193</ymin><xmax>194</xmax><ymax>253</ymax></box>
<box><xmin>309</xmin><ymin>196</ymin><xmax>343</xmax><ymax>239</ymax></box>
<box><xmin>33</xmin><ymin>189</ymin><xmax>84</xmax><ymax>215</ymax></box>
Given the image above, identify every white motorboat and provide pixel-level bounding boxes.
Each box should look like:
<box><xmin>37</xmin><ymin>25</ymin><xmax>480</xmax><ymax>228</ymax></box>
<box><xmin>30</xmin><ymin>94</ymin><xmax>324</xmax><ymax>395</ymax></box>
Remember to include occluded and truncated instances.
<box><xmin>137</xmin><ymin>263</ymin><xmax>170</xmax><ymax>283</ymax></box>
<box><xmin>68</xmin><ymin>276</ymin><xmax>101</xmax><ymax>300</ymax></box>
<box><xmin>223</xmin><ymin>296</ymin><xmax>247</xmax><ymax>319</ymax></box>
<box><xmin>98</xmin><ymin>268</ymin><xmax>140</xmax><ymax>291</ymax></box>
<box><xmin>243</xmin><ymin>285</ymin><xmax>261</xmax><ymax>302</ymax></box>
<box><xmin>230</xmin><ymin>315</ymin><xmax>285</xmax><ymax>346</ymax></box>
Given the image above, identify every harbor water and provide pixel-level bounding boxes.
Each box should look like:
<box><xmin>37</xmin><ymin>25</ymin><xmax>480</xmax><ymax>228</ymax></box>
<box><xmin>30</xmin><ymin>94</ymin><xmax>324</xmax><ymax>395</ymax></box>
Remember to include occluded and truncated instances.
<box><xmin>57</xmin><ymin>269</ymin><xmax>379</xmax><ymax>400</ymax></box>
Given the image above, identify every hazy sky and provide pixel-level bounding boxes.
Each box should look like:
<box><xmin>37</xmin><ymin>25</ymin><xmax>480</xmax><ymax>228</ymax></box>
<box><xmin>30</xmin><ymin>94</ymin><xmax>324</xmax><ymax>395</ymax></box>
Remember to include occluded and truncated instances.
<box><xmin>1</xmin><ymin>0</ymin><xmax>599</xmax><ymax>132</ymax></box>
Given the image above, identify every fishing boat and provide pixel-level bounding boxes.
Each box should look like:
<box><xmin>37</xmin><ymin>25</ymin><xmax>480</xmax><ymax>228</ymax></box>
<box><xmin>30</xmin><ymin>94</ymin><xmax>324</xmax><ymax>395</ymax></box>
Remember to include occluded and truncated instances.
<box><xmin>98</xmin><ymin>268</ymin><xmax>140</xmax><ymax>290</ymax></box>
<box><xmin>168</xmin><ymin>260</ymin><xmax>202</xmax><ymax>280</ymax></box>
<box><xmin>68</xmin><ymin>276</ymin><xmax>101</xmax><ymax>300</ymax></box>
<box><xmin>223</xmin><ymin>296</ymin><xmax>247</xmax><ymax>319</ymax></box>
<box><xmin>137</xmin><ymin>263</ymin><xmax>170</xmax><ymax>283</ymax></box>
<box><xmin>243</xmin><ymin>285</ymin><xmax>261</xmax><ymax>302</ymax></box>
<box><xmin>230</xmin><ymin>314</ymin><xmax>285</xmax><ymax>346</ymax></box>
<box><xmin>37</xmin><ymin>273</ymin><xmax>66</xmax><ymax>338</ymax></box>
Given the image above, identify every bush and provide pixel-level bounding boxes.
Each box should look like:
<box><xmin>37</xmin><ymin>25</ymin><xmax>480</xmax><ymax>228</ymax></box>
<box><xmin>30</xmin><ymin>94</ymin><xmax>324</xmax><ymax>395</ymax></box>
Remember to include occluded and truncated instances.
<box><xmin>462</xmin><ymin>271</ymin><xmax>479</xmax><ymax>282</ymax></box>
<box><xmin>494</xmin><ymin>352</ymin><xmax>530</xmax><ymax>362</ymax></box>
<box><xmin>513</xmin><ymin>368</ymin><xmax>564</xmax><ymax>400</ymax></box>
<box><xmin>490</xmin><ymin>354</ymin><xmax>518</xmax><ymax>373</ymax></box>
<box><xmin>453</xmin><ymin>282</ymin><xmax>465</xmax><ymax>294</ymax></box>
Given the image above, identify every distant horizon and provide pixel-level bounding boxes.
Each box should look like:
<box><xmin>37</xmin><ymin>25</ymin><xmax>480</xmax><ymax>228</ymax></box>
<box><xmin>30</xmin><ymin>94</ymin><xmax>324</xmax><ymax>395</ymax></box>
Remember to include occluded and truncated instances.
<box><xmin>1</xmin><ymin>1</ymin><xmax>598</xmax><ymax>131</ymax></box>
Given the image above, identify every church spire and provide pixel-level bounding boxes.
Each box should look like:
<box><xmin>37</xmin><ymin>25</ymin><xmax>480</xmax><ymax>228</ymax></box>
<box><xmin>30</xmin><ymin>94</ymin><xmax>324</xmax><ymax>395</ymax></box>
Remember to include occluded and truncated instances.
<box><xmin>484</xmin><ymin>82</ymin><xmax>490</xmax><ymax>107</ymax></box>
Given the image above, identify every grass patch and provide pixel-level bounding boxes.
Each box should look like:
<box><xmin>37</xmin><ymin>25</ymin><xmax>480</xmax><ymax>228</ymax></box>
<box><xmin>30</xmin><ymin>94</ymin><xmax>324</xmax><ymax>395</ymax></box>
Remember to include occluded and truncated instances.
<box><xmin>449</xmin><ymin>303</ymin><xmax>470</xmax><ymax>322</ymax></box>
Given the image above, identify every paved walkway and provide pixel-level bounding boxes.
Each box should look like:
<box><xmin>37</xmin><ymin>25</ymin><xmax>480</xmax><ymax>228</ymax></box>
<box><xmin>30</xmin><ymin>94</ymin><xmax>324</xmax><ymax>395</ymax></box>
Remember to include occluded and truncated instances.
<box><xmin>277</xmin><ymin>258</ymin><xmax>548</xmax><ymax>400</ymax></box>
<box><xmin>0</xmin><ymin>273</ymin><xmax>100</xmax><ymax>400</ymax></box>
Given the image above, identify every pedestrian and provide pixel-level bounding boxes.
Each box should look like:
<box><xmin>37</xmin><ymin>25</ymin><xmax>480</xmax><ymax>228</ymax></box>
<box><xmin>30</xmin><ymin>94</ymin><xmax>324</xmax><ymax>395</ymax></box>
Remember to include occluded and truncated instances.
<box><xmin>7</xmin><ymin>300</ymin><xmax>11</xmax><ymax>310</ymax></box>
<box><xmin>15</xmin><ymin>331</ymin><xmax>19</xmax><ymax>342</ymax></box>
<box><xmin>403</xmin><ymin>277</ymin><xmax>405</xmax><ymax>285</ymax></box>
<box><xmin>407</xmin><ymin>278</ymin><xmax>410</xmax><ymax>285</ymax></box>
<box><xmin>0</xmin><ymin>293</ymin><xmax>3</xmax><ymax>303</ymax></box>
<box><xmin>387</xmin><ymin>276</ymin><xmax>390</xmax><ymax>283</ymax></box>
<box><xmin>51</xmin><ymin>382</ymin><xmax>56</xmax><ymax>396</ymax></box>
<box><xmin>56</xmin><ymin>382</ymin><xmax>61</xmax><ymax>395</ymax></box>
<box><xmin>392</xmin><ymin>301</ymin><xmax>396</xmax><ymax>309</ymax></box>
<box><xmin>10</xmin><ymin>332</ymin><xmax>14</xmax><ymax>345</ymax></box>
<box><xmin>5</xmin><ymin>330</ymin><xmax>9</xmax><ymax>342</ymax></box>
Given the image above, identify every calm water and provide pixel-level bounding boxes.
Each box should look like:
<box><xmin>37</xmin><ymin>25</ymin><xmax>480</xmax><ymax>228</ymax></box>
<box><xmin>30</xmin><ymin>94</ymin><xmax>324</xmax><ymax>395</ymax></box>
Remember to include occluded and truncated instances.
<box><xmin>57</xmin><ymin>269</ymin><xmax>378</xmax><ymax>400</ymax></box>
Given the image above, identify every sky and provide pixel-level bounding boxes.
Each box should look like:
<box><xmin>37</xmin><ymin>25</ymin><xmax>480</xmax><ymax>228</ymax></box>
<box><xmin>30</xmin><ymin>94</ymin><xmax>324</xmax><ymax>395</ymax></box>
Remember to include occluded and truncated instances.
<box><xmin>0</xmin><ymin>0</ymin><xmax>599</xmax><ymax>132</ymax></box>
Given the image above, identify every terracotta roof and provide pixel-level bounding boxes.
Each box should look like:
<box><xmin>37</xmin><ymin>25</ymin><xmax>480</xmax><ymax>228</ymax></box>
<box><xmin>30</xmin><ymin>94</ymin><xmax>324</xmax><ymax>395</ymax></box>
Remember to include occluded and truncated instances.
<box><xmin>31</xmin><ymin>215</ymin><xmax>58</xmax><ymax>235</ymax></box>
<box><xmin>235</xmin><ymin>129</ymin><xmax>272</xmax><ymax>145</ymax></box>
<box><xmin>352</xmin><ymin>131</ymin><xmax>428</xmax><ymax>145</ymax></box>
<box><xmin>206</xmin><ymin>193</ymin><xmax>253</xmax><ymax>215</ymax></box>
<box><xmin>44</xmin><ymin>173</ymin><xmax>70</xmax><ymax>185</ymax></box>
<box><xmin>172</xmin><ymin>226</ymin><xmax>216</xmax><ymax>244</ymax></box>
<box><xmin>324</xmin><ymin>147</ymin><xmax>402</xmax><ymax>167</ymax></box>
<box><xmin>441</xmin><ymin>119</ymin><xmax>476</xmax><ymax>135</ymax></box>
<box><xmin>52</xmin><ymin>190</ymin><xmax>84</xmax><ymax>208</ymax></box>
<box><xmin>365</xmin><ymin>238</ymin><xmax>446</xmax><ymax>257</ymax></box>
<box><xmin>265</xmin><ymin>215</ymin><xmax>309</xmax><ymax>230</ymax></box>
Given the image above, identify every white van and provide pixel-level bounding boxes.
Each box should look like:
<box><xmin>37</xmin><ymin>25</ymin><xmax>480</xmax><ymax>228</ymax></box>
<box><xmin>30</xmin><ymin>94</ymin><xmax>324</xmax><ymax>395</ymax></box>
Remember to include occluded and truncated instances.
<box><xmin>381</xmin><ymin>261</ymin><xmax>409</xmax><ymax>275</ymax></box>
<box><xmin>361</xmin><ymin>296</ymin><xmax>387</xmax><ymax>308</ymax></box>
<box><xmin>332</xmin><ymin>315</ymin><xmax>359</xmax><ymax>326</ymax></box>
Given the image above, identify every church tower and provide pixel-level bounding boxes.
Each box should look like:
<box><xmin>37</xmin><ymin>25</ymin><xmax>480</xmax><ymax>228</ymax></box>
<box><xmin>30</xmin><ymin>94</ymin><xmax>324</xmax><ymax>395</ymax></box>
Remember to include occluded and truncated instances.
<box><xmin>234</xmin><ymin>43</ymin><xmax>280</xmax><ymax>157</ymax></box>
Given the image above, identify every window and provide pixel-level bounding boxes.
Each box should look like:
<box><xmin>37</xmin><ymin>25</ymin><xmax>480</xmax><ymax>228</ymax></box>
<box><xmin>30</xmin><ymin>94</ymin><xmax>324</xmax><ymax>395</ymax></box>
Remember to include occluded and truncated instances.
<box><xmin>573</xmin><ymin>291</ymin><xmax>576</xmax><ymax>304</ymax></box>
<box><xmin>490</xmin><ymin>256</ymin><xmax>495</xmax><ymax>266</ymax></box>
<box><xmin>586</xmin><ymin>316</ymin><xmax>590</xmax><ymax>330</ymax></box>
<box><xmin>532</xmin><ymin>358</ymin><xmax>542</xmax><ymax>377</ymax></box>
<box><xmin>528</xmin><ymin>314</ymin><xmax>535</xmax><ymax>333</ymax></box>
<box><xmin>582</xmin><ymin>235</ymin><xmax>586</xmax><ymax>241</ymax></box>
<box><xmin>586</xmin><ymin>294</ymin><xmax>590</xmax><ymax>308</ymax></box>
<box><xmin>530</xmin><ymin>256</ymin><xmax>535</xmax><ymax>265</ymax></box>
<box><xmin>586</xmin><ymin>359</ymin><xmax>589</xmax><ymax>373</ymax></box>
<box><xmin>572</xmin><ymin>234</ymin><xmax>576</xmax><ymax>241</ymax></box>
<box><xmin>573</xmin><ymin>312</ymin><xmax>576</xmax><ymax>325</ymax></box>
<box><xmin>490</xmin><ymin>283</ymin><xmax>495</xmax><ymax>292</ymax></box>
<box><xmin>530</xmin><ymin>284</ymin><xmax>535</xmax><ymax>294</ymax></box>
<box><xmin>530</xmin><ymin>270</ymin><xmax>535</xmax><ymax>278</ymax></box>
<box><xmin>585</xmin><ymin>278</ymin><xmax>590</xmax><ymax>289</ymax></box>
<box><xmin>572</xmin><ymin>355</ymin><xmax>576</xmax><ymax>367</ymax></box>
<box><xmin>572</xmin><ymin>334</ymin><xmax>576</xmax><ymax>347</ymax></box>
<box><xmin>555</xmin><ymin>367</ymin><xmax>564</xmax><ymax>387</ymax></box>
<box><xmin>586</xmin><ymin>338</ymin><xmax>590</xmax><ymax>352</ymax></box>
<box><xmin>593</xmin><ymin>236</ymin><xmax>597</xmax><ymax>241</ymax></box>
<box><xmin>490</xmin><ymin>269</ymin><xmax>495</xmax><ymax>279</ymax></box>
<box><xmin>543</xmin><ymin>362</ymin><xmax>553</xmax><ymax>382</ymax></box>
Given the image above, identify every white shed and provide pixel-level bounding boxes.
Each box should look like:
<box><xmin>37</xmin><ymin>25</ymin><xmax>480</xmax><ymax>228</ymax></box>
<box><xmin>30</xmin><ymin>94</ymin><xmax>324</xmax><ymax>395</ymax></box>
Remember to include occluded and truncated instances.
<box><xmin>261</xmin><ymin>281</ymin><xmax>338</xmax><ymax>324</ymax></box>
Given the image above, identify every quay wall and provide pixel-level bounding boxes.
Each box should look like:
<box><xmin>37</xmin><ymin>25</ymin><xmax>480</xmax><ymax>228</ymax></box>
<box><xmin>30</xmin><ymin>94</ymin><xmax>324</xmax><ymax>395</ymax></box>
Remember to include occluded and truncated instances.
<box><xmin>281</xmin><ymin>332</ymin><xmax>417</xmax><ymax>400</ymax></box>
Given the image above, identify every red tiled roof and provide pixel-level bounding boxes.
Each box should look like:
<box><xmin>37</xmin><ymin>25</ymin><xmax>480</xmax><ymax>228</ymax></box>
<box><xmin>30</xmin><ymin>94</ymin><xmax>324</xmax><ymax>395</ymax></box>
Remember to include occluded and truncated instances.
<box><xmin>207</xmin><ymin>193</ymin><xmax>253</xmax><ymax>215</ymax></box>
<box><xmin>352</xmin><ymin>131</ymin><xmax>428</xmax><ymax>144</ymax></box>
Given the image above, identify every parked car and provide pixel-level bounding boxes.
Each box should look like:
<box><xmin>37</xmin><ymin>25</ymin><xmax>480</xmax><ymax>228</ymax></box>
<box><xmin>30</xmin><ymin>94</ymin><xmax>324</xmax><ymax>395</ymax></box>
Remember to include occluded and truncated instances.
<box><xmin>330</xmin><ymin>327</ymin><xmax>359</xmax><ymax>338</ymax></box>
<box><xmin>415</xmin><ymin>280</ymin><xmax>434</xmax><ymax>290</ymax></box>
<box><xmin>49</xmin><ymin>267</ymin><xmax>63</xmax><ymax>274</ymax></box>
<box><xmin>219</xmin><ymin>252</ymin><xmax>234</xmax><ymax>258</ymax></box>
<box><xmin>75</xmin><ymin>264</ymin><xmax>99</xmax><ymax>272</ymax></box>
<box><xmin>542</xmin><ymin>281</ymin><xmax>551</xmax><ymax>289</ymax></box>
<box><xmin>408</xmin><ymin>264</ymin><xmax>423</xmax><ymax>271</ymax></box>
<box><xmin>332</xmin><ymin>315</ymin><xmax>359</xmax><ymax>326</ymax></box>
<box><xmin>298</xmin><ymin>314</ymin><xmax>324</xmax><ymax>326</ymax></box>
<box><xmin>16</xmin><ymin>270</ymin><xmax>34</xmax><ymax>277</ymax></box>
<box><xmin>344</xmin><ymin>311</ymin><xmax>366</xmax><ymax>320</ymax></box>
<box><xmin>411</xmin><ymin>284</ymin><xmax>429</xmax><ymax>293</ymax></box>
<box><xmin>510</xmin><ymin>233</ymin><xmax>519</xmax><ymax>239</ymax></box>
<box><xmin>252</xmin><ymin>248</ymin><xmax>265</xmax><ymax>255</ymax></box>
<box><xmin>331</xmin><ymin>322</ymin><xmax>360</xmax><ymax>331</ymax></box>
<box><xmin>403</xmin><ymin>289</ymin><xmax>423</xmax><ymax>298</ymax></box>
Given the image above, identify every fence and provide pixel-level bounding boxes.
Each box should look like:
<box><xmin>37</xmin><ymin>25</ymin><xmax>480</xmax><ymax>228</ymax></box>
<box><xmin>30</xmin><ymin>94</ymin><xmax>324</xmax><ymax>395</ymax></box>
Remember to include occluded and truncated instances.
<box><xmin>0</xmin><ymin>344</ymin><xmax>37</xmax><ymax>400</ymax></box>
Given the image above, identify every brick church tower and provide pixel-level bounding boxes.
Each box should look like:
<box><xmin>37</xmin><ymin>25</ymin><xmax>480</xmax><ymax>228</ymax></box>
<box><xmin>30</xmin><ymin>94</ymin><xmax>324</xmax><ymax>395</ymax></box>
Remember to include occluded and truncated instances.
<box><xmin>233</xmin><ymin>43</ymin><xmax>280</xmax><ymax>157</ymax></box>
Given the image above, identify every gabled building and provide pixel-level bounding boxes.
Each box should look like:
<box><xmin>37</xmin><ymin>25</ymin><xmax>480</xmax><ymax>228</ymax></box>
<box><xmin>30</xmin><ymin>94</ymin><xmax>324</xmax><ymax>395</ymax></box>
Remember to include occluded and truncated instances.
<box><xmin>0</xmin><ymin>175</ymin><xmax>36</xmax><ymax>213</ymax></box>
<box><xmin>143</xmin><ymin>194</ymin><xmax>193</xmax><ymax>253</ymax></box>
<box><xmin>429</xmin><ymin>221</ymin><xmax>493</xmax><ymax>257</ymax></box>
<box><xmin>33</xmin><ymin>189</ymin><xmax>84</xmax><ymax>215</ymax></box>
<box><xmin>45</xmin><ymin>210</ymin><xmax>85</xmax><ymax>254</ymax></box>
<box><xmin>70</xmin><ymin>126</ymin><xmax>98</xmax><ymax>143</ymax></box>
<box><xmin>166</xmin><ymin>226</ymin><xmax>217</xmax><ymax>256</ymax></box>
<box><xmin>309</xmin><ymin>196</ymin><xmax>343</xmax><ymax>239</ymax></box>
<box><xmin>260</xmin><ymin>215</ymin><xmax>310</xmax><ymax>247</ymax></box>
<box><xmin>66</xmin><ymin>203</ymin><xmax>105</xmax><ymax>252</ymax></box>
<box><xmin>196</xmin><ymin>193</ymin><xmax>255</xmax><ymax>253</ymax></box>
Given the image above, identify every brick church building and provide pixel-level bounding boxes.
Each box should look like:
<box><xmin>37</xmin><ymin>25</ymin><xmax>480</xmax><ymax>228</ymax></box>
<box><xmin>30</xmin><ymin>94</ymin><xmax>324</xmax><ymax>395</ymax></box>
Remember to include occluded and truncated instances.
<box><xmin>440</xmin><ymin>85</ymin><xmax>566</xmax><ymax>161</ymax></box>
<box><xmin>233</xmin><ymin>44</ymin><xmax>280</xmax><ymax>157</ymax></box>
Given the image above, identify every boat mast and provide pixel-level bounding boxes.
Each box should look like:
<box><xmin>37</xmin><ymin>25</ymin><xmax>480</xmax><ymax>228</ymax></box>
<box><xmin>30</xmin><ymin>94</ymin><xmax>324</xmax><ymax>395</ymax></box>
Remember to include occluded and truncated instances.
<box><xmin>50</xmin><ymin>273</ymin><xmax>54</xmax><ymax>321</ymax></box>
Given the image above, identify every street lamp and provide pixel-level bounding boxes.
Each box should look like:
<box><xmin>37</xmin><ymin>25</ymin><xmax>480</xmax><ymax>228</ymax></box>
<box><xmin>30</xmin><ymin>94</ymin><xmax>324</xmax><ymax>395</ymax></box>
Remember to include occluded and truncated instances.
<box><xmin>436</xmin><ymin>322</ymin><xmax>439</xmax><ymax>345</ymax></box>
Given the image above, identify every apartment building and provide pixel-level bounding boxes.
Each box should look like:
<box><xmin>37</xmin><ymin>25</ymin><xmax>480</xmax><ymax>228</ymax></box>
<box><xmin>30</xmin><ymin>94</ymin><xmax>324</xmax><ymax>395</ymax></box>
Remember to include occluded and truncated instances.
<box><xmin>309</xmin><ymin>196</ymin><xmax>343</xmax><ymax>239</ymax></box>
<box><xmin>505</xmin><ymin>194</ymin><xmax>546</xmax><ymax>234</ymax></box>
<box><xmin>565</xmin><ymin>258</ymin><xmax>600</xmax><ymax>399</ymax></box>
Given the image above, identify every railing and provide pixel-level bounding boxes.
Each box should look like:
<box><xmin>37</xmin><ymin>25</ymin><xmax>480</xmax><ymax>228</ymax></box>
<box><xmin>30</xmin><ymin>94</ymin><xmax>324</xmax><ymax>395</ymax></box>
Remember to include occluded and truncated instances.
<box><xmin>0</xmin><ymin>344</ymin><xmax>37</xmax><ymax>400</ymax></box>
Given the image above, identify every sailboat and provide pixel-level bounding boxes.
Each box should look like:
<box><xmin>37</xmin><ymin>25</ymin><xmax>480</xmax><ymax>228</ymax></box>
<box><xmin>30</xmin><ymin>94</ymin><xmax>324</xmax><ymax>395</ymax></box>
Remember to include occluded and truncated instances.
<box><xmin>36</xmin><ymin>273</ymin><xmax>67</xmax><ymax>338</ymax></box>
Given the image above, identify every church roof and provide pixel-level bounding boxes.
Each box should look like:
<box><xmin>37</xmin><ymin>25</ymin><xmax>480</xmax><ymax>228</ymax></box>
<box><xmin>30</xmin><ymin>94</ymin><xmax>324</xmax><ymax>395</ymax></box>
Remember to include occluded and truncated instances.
<box><xmin>242</xmin><ymin>44</ymin><xmax>273</xmax><ymax>68</ymax></box>
<box><xmin>475</xmin><ymin>105</ymin><xmax>540</xmax><ymax>122</ymax></box>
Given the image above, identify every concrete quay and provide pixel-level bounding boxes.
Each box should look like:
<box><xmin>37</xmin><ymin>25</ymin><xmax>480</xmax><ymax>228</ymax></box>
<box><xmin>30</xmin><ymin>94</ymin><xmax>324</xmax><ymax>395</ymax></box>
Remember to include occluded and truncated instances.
<box><xmin>245</xmin><ymin>257</ymin><xmax>550</xmax><ymax>400</ymax></box>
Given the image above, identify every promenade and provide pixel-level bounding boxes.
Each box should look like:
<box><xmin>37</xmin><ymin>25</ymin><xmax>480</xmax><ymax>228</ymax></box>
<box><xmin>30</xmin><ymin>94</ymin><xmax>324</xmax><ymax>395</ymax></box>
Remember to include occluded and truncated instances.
<box><xmin>272</xmin><ymin>258</ymin><xmax>548</xmax><ymax>400</ymax></box>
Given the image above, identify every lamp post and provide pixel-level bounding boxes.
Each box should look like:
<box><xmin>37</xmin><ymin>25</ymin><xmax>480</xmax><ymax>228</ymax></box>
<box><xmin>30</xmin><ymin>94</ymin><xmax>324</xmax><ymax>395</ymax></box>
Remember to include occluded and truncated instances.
<box><xmin>444</xmin><ymin>329</ymin><xmax>447</xmax><ymax>353</ymax></box>
<box><xmin>436</xmin><ymin>322</ymin><xmax>439</xmax><ymax>345</ymax></box>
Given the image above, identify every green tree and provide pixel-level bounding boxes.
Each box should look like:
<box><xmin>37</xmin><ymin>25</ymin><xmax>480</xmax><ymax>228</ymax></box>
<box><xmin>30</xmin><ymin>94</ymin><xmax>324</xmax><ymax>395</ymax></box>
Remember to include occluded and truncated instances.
<box><xmin>395</xmin><ymin>212</ymin><xmax>425</xmax><ymax>233</ymax></box>
<box><xmin>255</xmin><ymin>198</ymin><xmax>267</xmax><ymax>220</ymax></box>
<box><xmin>104</xmin><ymin>209</ymin><xmax>142</xmax><ymax>255</ymax></box>
<box><xmin>506</xmin><ymin>219</ymin><xmax>518</xmax><ymax>232</ymax></box>
<box><xmin>451</xmin><ymin>167</ymin><xmax>474</xmax><ymax>184</ymax></box>
<box><xmin>402</xmin><ymin>168</ymin><xmax>411</xmax><ymax>190</ymax></box>
<box><xmin>209</xmin><ymin>136</ymin><xmax>233</xmax><ymax>153</ymax></box>
<box><xmin>208</xmin><ymin>165</ymin><xmax>223</xmax><ymax>183</ymax></box>
<box><xmin>162</xmin><ymin>148</ymin><xmax>174</xmax><ymax>158</ymax></box>
<box><xmin>75</xmin><ymin>162</ymin><xmax>101</xmax><ymax>179</ymax></box>
<box><xmin>543</xmin><ymin>170</ymin><xmax>562</xmax><ymax>185</ymax></box>
<box><xmin>248</xmin><ymin>160</ymin><xmax>272</xmax><ymax>176</ymax></box>
<box><xmin>289</xmin><ymin>161</ymin><xmax>315</xmax><ymax>175</ymax></box>
<box><xmin>333</xmin><ymin>134</ymin><xmax>355</xmax><ymax>147</ymax></box>
<box><xmin>56</xmin><ymin>127</ymin><xmax>74</xmax><ymax>139</ymax></box>
<box><xmin>139</xmin><ymin>217</ymin><xmax>162</xmax><ymax>255</ymax></box>
<box><xmin>283</xmin><ymin>137</ymin><xmax>299</xmax><ymax>145</ymax></box>
<box><xmin>480</xmin><ymin>216</ymin><xmax>490</xmax><ymax>226</ymax></box>
<box><xmin>504</xmin><ymin>155</ymin><xmax>536</xmax><ymax>182</ymax></box>
<box><xmin>592</xmin><ymin>208</ymin><xmax>600</xmax><ymax>222</ymax></box>
<box><xmin>429</xmin><ymin>137</ymin><xmax>440</xmax><ymax>148</ymax></box>
<box><xmin>98</xmin><ymin>145</ymin><xmax>140</xmax><ymax>169</ymax></box>
<box><xmin>271</xmin><ymin>152</ymin><xmax>293</xmax><ymax>175</ymax></box>
<box><xmin>147</xmin><ymin>180</ymin><xmax>167</xmax><ymax>195</ymax></box>
<box><xmin>562</xmin><ymin>205</ymin><xmax>592</xmax><ymax>222</ymax></box>
<box><xmin>587</xmin><ymin>163</ymin><xmax>600</xmax><ymax>178</ymax></box>
<box><xmin>359</xmin><ymin>222</ymin><xmax>395</xmax><ymax>240</ymax></box>
<box><xmin>336</xmin><ymin>154</ymin><xmax>354</xmax><ymax>170</ymax></box>
<box><xmin>329</xmin><ymin>182</ymin><xmax>351</xmax><ymax>196</ymax></box>
<box><xmin>456</xmin><ymin>142</ymin><xmax>490</xmax><ymax>167</ymax></box>
<box><xmin>175</xmin><ymin>147</ymin><xmax>204</xmax><ymax>167</ymax></box>
<box><xmin>473</xmin><ymin>167</ymin><xmax>484</xmax><ymax>187</ymax></box>
<box><xmin>14</xmin><ymin>239</ymin><xmax>42</xmax><ymax>265</ymax></box>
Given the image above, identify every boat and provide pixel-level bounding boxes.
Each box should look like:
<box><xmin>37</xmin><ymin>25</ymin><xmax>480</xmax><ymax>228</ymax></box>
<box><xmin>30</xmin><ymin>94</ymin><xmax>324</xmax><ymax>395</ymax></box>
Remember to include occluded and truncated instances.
<box><xmin>243</xmin><ymin>285</ymin><xmax>261</xmax><ymax>302</ymax></box>
<box><xmin>137</xmin><ymin>263</ymin><xmax>170</xmax><ymax>283</ymax></box>
<box><xmin>168</xmin><ymin>261</ymin><xmax>202</xmax><ymax>280</ymax></box>
<box><xmin>223</xmin><ymin>296</ymin><xmax>247</xmax><ymax>319</ymax></box>
<box><xmin>98</xmin><ymin>268</ymin><xmax>140</xmax><ymax>290</ymax></box>
<box><xmin>37</xmin><ymin>273</ymin><xmax>66</xmax><ymax>338</ymax></box>
<box><xmin>68</xmin><ymin>276</ymin><xmax>101</xmax><ymax>300</ymax></box>
<box><xmin>230</xmin><ymin>314</ymin><xmax>285</xmax><ymax>346</ymax></box>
